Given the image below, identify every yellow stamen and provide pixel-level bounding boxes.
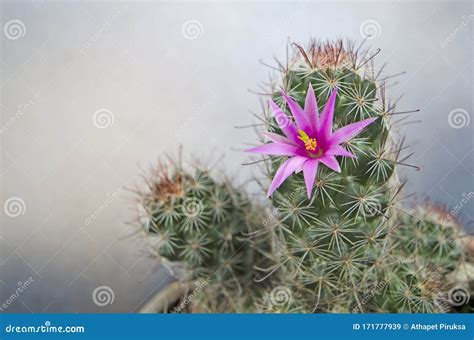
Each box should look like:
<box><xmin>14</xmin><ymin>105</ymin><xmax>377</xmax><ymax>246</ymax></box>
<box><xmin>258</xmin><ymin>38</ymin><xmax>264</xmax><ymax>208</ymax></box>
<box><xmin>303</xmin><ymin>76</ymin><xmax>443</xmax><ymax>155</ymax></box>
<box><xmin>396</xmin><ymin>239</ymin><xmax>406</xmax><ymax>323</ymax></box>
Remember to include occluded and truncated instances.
<box><xmin>297</xmin><ymin>129</ymin><xmax>318</xmax><ymax>152</ymax></box>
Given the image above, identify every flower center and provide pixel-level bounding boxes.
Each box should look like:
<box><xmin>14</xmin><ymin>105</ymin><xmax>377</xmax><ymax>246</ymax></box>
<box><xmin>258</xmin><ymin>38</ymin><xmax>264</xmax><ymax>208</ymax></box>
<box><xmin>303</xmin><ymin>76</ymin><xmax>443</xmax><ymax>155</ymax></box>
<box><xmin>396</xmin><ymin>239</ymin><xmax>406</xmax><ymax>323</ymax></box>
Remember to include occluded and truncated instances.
<box><xmin>297</xmin><ymin>129</ymin><xmax>317</xmax><ymax>152</ymax></box>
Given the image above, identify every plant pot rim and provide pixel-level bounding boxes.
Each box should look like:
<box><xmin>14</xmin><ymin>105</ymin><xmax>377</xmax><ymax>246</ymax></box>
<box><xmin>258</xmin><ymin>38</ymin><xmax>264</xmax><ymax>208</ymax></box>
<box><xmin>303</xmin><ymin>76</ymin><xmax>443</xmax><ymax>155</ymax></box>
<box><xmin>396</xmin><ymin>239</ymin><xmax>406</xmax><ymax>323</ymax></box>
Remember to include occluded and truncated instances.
<box><xmin>139</xmin><ymin>281</ymin><xmax>199</xmax><ymax>313</ymax></box>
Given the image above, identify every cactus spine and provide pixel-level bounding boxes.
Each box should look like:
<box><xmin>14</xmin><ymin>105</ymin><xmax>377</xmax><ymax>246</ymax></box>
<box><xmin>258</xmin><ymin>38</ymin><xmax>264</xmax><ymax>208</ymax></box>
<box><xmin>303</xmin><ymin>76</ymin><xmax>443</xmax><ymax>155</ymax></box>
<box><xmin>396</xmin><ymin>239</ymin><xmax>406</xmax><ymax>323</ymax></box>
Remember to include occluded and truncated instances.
<box><xmin>251</xmin><ymin>40</ymin><xmax>470</xmax><ymax>313</ymax></box>
<box><xmin>139</xmin><ymin>157</ymin><xmax>271</xmax><ymax>312</ymax></box>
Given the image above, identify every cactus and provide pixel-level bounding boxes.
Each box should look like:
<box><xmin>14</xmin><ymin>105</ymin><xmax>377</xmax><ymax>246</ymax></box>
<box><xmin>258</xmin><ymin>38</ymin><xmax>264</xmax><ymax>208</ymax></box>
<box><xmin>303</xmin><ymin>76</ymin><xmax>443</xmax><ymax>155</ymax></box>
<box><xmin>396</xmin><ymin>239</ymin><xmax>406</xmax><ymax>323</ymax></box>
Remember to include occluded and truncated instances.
<box><xmin>136</xmin><ymin>40</ymin><xmax>471</xmax><ymax>314</ymax></box>
<box><xmin>247</xmin><ymin>40</ymin><xmax>470</xmax><ymax>313</ymax></box>
<box><xmin>384</xmin><ymin>203</ymin><xmax>472</xmax><ymax>313</ymax></box>
<box><xmin>138</xmin><ymin>156</ymin><xmax>272</xmax><ymax>312</ymax></box>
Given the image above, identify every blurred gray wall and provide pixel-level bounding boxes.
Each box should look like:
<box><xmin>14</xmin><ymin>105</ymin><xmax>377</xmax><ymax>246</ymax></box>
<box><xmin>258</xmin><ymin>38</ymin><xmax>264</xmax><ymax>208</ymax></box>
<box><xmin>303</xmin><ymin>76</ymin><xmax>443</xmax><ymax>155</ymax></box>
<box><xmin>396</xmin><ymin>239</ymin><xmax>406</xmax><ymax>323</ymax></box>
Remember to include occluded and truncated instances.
<box><xmin>0</xmin><ymin>0</ymin><xmax>472</xmax><ymax>312</ymax></box>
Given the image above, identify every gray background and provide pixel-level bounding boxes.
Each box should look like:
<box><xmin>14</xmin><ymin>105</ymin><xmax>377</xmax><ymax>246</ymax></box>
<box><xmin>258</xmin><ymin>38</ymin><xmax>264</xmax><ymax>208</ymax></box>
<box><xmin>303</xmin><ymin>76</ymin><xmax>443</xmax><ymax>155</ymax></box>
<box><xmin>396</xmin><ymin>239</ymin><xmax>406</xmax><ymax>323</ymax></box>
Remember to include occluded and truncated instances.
<box><xmin>0</xmin><ymin>0</ymin><xmax>472</xmax><ymax>312</ymax></box>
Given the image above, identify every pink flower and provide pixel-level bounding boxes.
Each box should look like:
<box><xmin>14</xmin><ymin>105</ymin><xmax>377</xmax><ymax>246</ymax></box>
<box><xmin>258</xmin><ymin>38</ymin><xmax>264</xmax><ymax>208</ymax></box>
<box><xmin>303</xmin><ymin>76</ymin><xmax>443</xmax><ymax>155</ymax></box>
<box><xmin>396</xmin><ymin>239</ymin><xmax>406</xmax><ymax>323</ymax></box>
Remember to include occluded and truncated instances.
<box><xmin>247</xmin><ymin>85</ymin><xmax>377</xmax><ymax>198</ymax></box>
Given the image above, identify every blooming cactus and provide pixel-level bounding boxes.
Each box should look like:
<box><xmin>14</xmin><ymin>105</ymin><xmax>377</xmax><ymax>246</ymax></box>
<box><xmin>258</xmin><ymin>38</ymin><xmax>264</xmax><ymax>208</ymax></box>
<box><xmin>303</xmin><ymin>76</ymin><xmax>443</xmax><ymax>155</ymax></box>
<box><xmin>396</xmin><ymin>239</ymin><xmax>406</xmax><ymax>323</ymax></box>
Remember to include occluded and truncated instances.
<box><xmin>249</xmin><ymin>40</ymin><xmax>469</xmax><ymax>313</ymax></box>
<box><xmin>247</xmin><ymin>86</ymin><xmax>377</xmax><ymax>198</ymax></box>
<box><xmin>137</xmin><ymin>40</ymin><xmax>470</xmax><ymax>314</ymax></box>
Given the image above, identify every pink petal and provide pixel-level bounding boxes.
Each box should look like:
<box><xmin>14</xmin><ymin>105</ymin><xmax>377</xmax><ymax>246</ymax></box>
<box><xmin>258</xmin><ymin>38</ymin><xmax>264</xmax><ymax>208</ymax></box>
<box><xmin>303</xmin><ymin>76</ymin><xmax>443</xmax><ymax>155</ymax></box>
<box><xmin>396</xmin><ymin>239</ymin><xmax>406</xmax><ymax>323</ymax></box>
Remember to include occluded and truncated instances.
<box><xmin>281</xmin><ymin>91</ymin><xmax>311</xmax><ymax>132</ymax></box>
<box><xmin>246</xmin><ymin>142</ymin><xmax>300</xmax><ymax>156</ymax></box>
<box><xmin>303</xmin><ymin>159</ymin><xmax>319</xmax><ymax>198</ymax></box>
<box><xmin>267</xmin><ymin>156</ymin><xmax>307</xmax><ymax>197</ymax></box>
<box><xmin>261</xmin><ymin>131</ymin><xmax>296</xmax><ymax>146</ymax></box>
<box><xmin>318</xmin><ymin>88</ymin><xmax>338</xmax><ymax>142</ymax></box>
<box><xmin>318</xmin><ymin>154</ymin><xmax>341</xmax><ymax>173</ymax></box>
<box><xmin>304</xmin><ymin>84</ymin><xmax>319</xmax><ymax>132</ymax></box>
<box><xmin>329</xmin><ymin>117</ymin><xmax>378</xmax><ymax>145</ymax></box>
<box><xmin>269</xmin><ymin>100</ymin><xmax>299</xmax><ymax>143</ymax></box>
<box><xmin>326</xmin><ymin>145</ymin><xmax>356</xmax><ymax>158</ymax></box>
